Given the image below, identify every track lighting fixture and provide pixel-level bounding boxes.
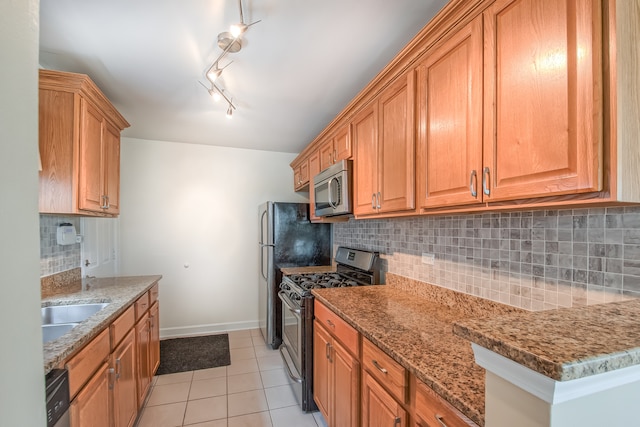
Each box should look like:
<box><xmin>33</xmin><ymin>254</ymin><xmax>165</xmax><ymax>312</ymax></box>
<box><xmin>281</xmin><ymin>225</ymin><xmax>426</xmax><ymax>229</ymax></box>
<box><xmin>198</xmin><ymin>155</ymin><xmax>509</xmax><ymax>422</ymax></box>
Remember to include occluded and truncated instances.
<box><xmin>200</xmin><ymin>0</ymin><xmax>260</xmax><ymax>118</ymax></box>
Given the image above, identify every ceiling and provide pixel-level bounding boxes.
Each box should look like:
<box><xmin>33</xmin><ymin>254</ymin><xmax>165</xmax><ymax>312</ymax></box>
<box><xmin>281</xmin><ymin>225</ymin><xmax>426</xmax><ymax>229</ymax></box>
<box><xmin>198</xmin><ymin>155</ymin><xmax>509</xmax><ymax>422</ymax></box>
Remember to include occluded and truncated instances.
<box><xmin>39</xmin><ymin>0</ymin><xmax>448</xmax><ymax>154</ymax></box>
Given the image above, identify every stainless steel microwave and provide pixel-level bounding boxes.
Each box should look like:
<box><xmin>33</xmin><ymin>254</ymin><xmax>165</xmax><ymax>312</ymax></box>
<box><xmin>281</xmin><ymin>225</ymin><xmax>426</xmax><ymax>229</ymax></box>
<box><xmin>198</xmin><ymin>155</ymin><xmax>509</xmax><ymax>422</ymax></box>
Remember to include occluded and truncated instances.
<box><xmin>313</xmin><ymin>159</ymin><xmax>353</xmax><ymax>217</ymax></box>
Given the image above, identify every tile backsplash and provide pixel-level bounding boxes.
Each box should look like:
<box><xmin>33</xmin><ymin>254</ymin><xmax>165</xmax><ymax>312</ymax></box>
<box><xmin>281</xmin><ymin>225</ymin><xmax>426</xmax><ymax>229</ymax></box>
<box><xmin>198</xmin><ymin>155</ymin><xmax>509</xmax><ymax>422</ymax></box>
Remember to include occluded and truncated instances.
<box><xmin>40</xmin><ymin>215</ymin><xmax>81</xmax><ymax>277</ymax></box>
<box><xmin>334</xmin><ymin>207</ymin><xmax>640</xmax><ymax>311</ymax></box>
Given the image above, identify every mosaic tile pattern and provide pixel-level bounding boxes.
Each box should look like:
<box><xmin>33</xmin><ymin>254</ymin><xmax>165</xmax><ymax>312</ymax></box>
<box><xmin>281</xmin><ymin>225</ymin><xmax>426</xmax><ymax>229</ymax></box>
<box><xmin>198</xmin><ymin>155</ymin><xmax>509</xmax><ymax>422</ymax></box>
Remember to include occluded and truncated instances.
<box><xmin>334</xmin><ymin>207</ymin><xmax>640</xmax><ymax>310</ymax></box>
<box><xmin>40</xmin><ymin>215</ymin><xmax>81</xmax><ymax>277</ymax></box>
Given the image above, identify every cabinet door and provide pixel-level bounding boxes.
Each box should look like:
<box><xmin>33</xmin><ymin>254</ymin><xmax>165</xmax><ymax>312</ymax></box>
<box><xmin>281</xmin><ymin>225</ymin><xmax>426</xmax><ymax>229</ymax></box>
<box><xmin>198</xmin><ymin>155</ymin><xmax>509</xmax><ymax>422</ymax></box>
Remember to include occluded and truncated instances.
<box><xmin>378</xmin><ymin>73</ymin><xmax>415</xmax><ymax>213</ymax></box>
<box><xmin>483</xmin><ymin>0</ymin><xmax>602</xmax><ymax>201</ymax></box>
<box><xmin>103</xmin><ymin>122</ymin><xmax>120</xmax><ymax>214</ymax></box>
<box><xmin>313</xmin><ymin>320</ymin><xmax>332</xmax><ymax>422</ymax></box>
<box><xmin>362</xmin><ymin>371</ymin><xmax>407</xmax><ymax>427</ymax></box>
<box><xmin>320</xmin><ymin>139</ymin><xmax>335</xmax><ymax>171</ymax></box>
<box><xmin>135</xmin><ymin>313</ymin><xmax>151</xmax><ymax>409</ymax></box>
<box><xmin>417</xmin><ymin>16</ymin><xmax>483</xmax><ymax>208</ymax></box>
<box><xmin>70</xmin><ymin>362</ymin><xmax>110</xmax><ymax>427</ymax></box>
<box><xmin>149</xmin><ymin>302</ymin><xmax>160</xmax><ymax>375</ymax></box>
<box><xmin>352</xmin><ymin>103</ymin><xmax>379</xmax><ymax>216</ymax></box>
<box><xmin>332</xmin><ymin>338</ymin><xmax>360</xmax><ymax>427</ymax></box>
<box><xmin>334</xmin><ymin>124</ymin><xmax>352</xmax><ymax>163</ymax></box>
<box><xmin>112</xmin><ymin>328</ymin><xmax>137</xmax><ymax>427</ymax></box>
<box><xmin>78</xmin><ymin>99</ymin><xmax>105</xmax><ymax>213</ymax></box>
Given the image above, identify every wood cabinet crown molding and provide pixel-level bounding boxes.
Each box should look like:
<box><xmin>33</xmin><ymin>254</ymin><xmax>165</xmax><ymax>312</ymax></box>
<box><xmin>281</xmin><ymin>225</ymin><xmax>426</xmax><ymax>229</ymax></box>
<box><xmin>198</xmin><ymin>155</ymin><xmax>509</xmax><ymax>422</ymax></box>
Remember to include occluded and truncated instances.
<box><xmin>39</xmin><ymin>69</ymin><xmax>129</xmax><ymax>130</ymax></box>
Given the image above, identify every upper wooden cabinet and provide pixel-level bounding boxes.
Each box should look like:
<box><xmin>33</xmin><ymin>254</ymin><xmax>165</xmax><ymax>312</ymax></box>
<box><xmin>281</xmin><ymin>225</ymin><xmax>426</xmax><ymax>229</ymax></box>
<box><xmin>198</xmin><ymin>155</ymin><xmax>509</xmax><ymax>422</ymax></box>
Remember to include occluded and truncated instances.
<box><xmin>416</xmin><ymin>15</ymin><xmax>484</xmax><ymax>209</ymax></box>
<box><xmin>482</xmin><ymin>0</ymin><xmax>603</xmax><ymax>202</ymax></box>
<box><xmin>353</xmin><ymin>73</ymin><xmax>415</xmax><ymax>216</ymax></box>
<box><xmin>39</xmin><ymin>69</ymin><xmax>129</xmax><ymax>216</ymax></box>
<box><xmin>320</xmin><ymin>124</ymin><xmax>352</xmax><ymax>171</ymax></box>
<box><xmin>293</xmin><ymin>156</ymin><xmax>310</xmax><ymax>191</ymax></box>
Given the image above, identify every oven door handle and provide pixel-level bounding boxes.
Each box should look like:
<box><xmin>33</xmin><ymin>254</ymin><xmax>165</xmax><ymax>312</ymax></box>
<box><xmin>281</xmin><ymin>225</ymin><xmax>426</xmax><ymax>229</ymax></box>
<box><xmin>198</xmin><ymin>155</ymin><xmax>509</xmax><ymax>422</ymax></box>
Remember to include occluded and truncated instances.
<box><xmin>279</xmin><ymin>344</ymin><xmax>303</xmax><ymax>384</ymax></box>
<box><xmin>278</xmin><ymin>291</ymin><xmax>301</xmax><ymax>317</ymax></box>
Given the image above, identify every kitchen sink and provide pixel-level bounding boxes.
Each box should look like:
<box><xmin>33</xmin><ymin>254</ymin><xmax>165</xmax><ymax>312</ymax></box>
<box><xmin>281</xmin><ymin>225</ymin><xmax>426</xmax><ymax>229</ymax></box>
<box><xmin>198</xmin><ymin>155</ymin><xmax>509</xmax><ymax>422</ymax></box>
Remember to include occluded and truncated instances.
<box><xmin>41</xmin><ymin>303</ymin><xmax>109</xmax><ymax>325</ymax></box>
<box><xmin>42</xmin><ymin>323</ymin><xmax>80</xmax><ymax>343</ymax></box>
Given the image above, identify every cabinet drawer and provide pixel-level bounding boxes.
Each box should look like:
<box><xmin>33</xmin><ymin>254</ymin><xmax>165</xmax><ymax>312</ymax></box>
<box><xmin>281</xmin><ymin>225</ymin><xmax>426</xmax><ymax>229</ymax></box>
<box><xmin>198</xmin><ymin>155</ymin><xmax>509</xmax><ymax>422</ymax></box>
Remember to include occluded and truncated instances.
<box><xmin>110</xmin><ymin>305</ymin><xmax>135</xmax><ymax>350</ymax></box>
<box><xmin>314</xmin><ymin>300</ymin><xmax>359</xmax><ymax>356</ymax></box>
<box><xmin>134</xmin><ymin>292</ymin><xmax>149</xmax><ymax>320</ymax></box>
<box><xmin>415</xmin><ymin>378</ymin><xmax>476</xmax><ymax>427</ymax></box>
<box><xmin>149</xmin><ymin>283</ymin><xmax>159</xmax><ymax>305</ymax></box>
<box><xmin>362</xmin><ymin>337</ymin><xmax>407</xmax><ymax>404</ymax></box>
<box><xmin>65</xmin><ymin>328</ymin><xmax>110</xmax><ymax>399</ymax></box>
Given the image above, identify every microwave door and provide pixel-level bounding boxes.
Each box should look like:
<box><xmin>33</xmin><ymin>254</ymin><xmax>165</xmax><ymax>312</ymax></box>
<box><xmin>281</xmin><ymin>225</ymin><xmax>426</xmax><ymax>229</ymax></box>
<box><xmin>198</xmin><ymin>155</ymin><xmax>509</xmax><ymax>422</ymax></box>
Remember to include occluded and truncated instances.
<box><xmin>315</xmin><ymin>180</ymin><xmax>332</xmax><ymax>213</ymax></box>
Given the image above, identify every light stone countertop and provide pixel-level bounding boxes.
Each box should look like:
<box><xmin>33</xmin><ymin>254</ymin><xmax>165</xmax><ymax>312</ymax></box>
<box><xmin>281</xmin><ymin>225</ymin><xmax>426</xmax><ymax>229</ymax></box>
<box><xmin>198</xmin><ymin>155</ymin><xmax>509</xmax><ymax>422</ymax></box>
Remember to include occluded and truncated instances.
<box><xmin>312</xmin><ymin>283</ymin><xmax>496</xmax><ymax>426</ymax></box>
<box><xmin>42</xmin><ymin>275</ymin><xmax>162</xmax><ymax>374</ymax></box>
<box><xmin>453</xmin><ymin>298</ymin><xmax>640</xmax><ymax>381</ymax></box>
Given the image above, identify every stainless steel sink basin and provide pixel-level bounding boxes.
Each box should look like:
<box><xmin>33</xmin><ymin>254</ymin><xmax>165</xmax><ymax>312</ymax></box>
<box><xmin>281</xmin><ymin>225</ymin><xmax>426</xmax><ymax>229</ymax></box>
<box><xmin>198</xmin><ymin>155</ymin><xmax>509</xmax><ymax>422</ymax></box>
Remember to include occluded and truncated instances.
<box><xmin>41</xmin><ymin>303</ymin><xmax>109</xmax><ymax>325</ymax></box>
<box><xmin>42</xmin><ymin>323</ymin><xmax>80</xmax><ymax>343</ymax></box>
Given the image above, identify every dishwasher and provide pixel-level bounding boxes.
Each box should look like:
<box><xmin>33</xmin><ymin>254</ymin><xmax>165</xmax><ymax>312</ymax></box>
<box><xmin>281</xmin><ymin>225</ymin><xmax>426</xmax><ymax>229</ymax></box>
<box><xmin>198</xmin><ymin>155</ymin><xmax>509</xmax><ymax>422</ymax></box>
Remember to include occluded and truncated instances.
<box><xmin>46</xmin><ymin>369</ymin><xmax>70</xmax><ymax>427</ymax></box>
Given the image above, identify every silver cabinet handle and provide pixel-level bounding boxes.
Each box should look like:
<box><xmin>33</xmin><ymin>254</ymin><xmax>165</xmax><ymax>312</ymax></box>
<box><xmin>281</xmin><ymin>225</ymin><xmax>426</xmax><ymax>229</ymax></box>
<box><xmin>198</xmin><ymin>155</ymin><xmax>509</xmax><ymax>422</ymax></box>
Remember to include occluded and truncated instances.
<box><xmin>115</xmin><ymin>358</ymin><xmax>121</xmax><ymax>380</ymax></box>
<box><xmin>326</xmin><ymin>342</ymin><xmax>331</xmax><ymax>361</ymax></box>
<box><xmin>376</xmin><ymin>192</ymin><xmax>381</xmax><ymax>209</ymax></box>
<box><xmin>108</xmin><ymin>368</ymin><xmax>115</xmax><ymax>390</ymax></box>
<box><xmin>100</xmin><ymin>195</ymin><xmax>109</xmax><ymax>209</ymax></box>
<box><xmin>434</xmin><ymin>414</ymin><xmax>448</xmax><ymax>427</ymax></box>
<box><xmin>333</xmin><ymin>150</ymin><xmax>337</xmax><ymax>163</ymax></box>
<box><xmin>326</xmin><ymin>319</ymin><xmax>335</xmax><ymax>329</ymax></box>
<box><xmin>372</xmin><ymin>193</ymin><xmax>376</xmax><ymax>209</ymax></box>
<box><xmin>482</xmin><ymin>167</ymin><xmax>490</xmax><ymax>196</ymax></box>
<box><xmin>394</xmin><ymin>416</ymin><xmax>401</xmax><ymax>426</ymax></box>
<box><xmin>372</xmin><ymin>359</ymin><xmax>388</xmax><ymax>374</ymax></box>
<box><xmin>470</xmin><ymin>170</ymin><xmax>478</xmax><ymax>197</ymax></box>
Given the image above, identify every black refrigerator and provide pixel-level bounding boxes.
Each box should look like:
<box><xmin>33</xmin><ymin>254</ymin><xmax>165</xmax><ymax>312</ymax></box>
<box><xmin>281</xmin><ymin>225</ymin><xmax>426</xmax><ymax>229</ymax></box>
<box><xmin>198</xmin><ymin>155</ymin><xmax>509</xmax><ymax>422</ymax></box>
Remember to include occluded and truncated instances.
<box><xmin>258</xmin><ymin>202</ymin><xmax>331</xmax><ymax>349</ymax></box>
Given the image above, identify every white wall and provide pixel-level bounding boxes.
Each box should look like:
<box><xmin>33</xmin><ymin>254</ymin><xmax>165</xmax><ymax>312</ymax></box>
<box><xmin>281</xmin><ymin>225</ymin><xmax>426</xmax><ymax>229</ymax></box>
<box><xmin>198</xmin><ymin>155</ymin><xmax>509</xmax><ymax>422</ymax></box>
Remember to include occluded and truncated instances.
<box><xmin>0</xmin><ymin>0</ymin><xmax>47</xmax><ymax>425</ymax></box>
<box><xmin>118</xmin><ymin>137</ymin><xmax>306</xmax><ymax>337</ymax></box>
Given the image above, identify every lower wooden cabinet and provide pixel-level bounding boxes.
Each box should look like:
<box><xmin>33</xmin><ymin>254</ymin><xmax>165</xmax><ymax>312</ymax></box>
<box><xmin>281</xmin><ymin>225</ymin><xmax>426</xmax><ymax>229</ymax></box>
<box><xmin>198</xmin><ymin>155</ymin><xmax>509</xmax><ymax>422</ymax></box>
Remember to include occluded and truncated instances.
<box><xmin>362</xmin><ymin>371</ymin><xmax>407</xmax><ymax>427</ymax></box>
<box><xmin>313</xmin><ymin>318</ymin><xmax>360</xmax><ymax>427</ymax></box>
<box><xmin>111</xmin><ymin>328</ymin><xmax>137</xmax><ymax>427</ymax></box>
<box><xmin>149</xmin><ymin>302</ymin><xmax>160</xmax><ymax>374</ymax></box>
<box><xmin>136</xmin><ymin>312</ymin><xmax>151</xmax><ymax>408</ymax></box>
<box><xmin>69</xmin><ymin>362</ymin><xmax>110</xmax><ymax>427</ymax></box>
<box><xmin>65</xmin><ymin>283</ymin><xmax>160</xmax><ymax>427</ymax></box>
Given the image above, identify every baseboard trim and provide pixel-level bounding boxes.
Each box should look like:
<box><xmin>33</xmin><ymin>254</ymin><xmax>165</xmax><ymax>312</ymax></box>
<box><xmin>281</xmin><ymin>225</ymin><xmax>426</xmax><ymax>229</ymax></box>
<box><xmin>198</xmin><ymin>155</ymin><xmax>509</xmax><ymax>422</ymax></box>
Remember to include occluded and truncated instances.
<box><xmin>159</xmin><ymin>320</ymin><xmax>260</xmax><ymax>339</ymax></box>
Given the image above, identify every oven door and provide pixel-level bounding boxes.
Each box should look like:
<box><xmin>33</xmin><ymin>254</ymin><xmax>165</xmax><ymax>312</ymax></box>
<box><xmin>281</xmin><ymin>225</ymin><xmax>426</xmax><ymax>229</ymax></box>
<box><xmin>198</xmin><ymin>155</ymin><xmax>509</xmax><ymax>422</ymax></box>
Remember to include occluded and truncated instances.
<box><xmin>278</xmin><ymin>291</ymin><xmax>303</xmax><ymax>377</ymax></box>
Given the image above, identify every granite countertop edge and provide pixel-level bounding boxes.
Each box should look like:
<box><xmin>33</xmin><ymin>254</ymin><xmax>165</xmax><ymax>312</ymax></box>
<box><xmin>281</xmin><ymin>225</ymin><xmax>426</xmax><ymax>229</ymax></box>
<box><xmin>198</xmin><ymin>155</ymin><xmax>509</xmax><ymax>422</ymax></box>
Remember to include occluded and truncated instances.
<box><xmin>42</xmin><ymin>275</ymin><xmax>162</xmax><ymax>374</ymax></box>
<box><xmin>452</xmin><ymin>298</ymin><xmax>640</xmax><ymax>381</ymax></box>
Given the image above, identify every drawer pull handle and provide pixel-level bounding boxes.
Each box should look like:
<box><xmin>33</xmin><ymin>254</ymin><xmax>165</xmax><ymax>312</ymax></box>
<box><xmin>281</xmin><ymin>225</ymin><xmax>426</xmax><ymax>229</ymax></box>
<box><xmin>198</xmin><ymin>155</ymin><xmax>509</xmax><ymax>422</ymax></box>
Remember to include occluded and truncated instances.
<box><xmin>326</xmin><ymin>319</ymin><xmax>335</xmax><ymax>328</ymax></box>
<box><xmin>435</xmin><ymin>414</ymin><xmax>448</xmax><ymax>427</ymax></box>
<box><xmin>108</xmin><ymin>368</ymin><xmax>115</xmax><ymax>390</ymax></box>
<box><xmin>372</xmin><ymin>359</ymin><xmax>388</xmax><ymax>374</ymax></box>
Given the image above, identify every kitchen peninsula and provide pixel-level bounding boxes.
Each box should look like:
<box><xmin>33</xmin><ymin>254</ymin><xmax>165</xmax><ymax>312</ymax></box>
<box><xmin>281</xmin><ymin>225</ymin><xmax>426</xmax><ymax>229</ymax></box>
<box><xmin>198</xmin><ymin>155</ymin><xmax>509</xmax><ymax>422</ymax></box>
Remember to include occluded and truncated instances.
<box><xmin>313</xmin><ymin>273</ymin><xmax>640</xmax><ymax>427</ymax></box>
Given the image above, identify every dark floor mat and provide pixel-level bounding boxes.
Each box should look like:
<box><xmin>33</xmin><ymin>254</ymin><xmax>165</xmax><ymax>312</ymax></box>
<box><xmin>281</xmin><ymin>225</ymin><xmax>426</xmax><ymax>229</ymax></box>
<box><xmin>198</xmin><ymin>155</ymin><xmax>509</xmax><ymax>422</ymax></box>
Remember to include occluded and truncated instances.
<box><xmin>156</xmin><ymin>333</ymin><xmax>230</xmax><ymax>375</ymax></box>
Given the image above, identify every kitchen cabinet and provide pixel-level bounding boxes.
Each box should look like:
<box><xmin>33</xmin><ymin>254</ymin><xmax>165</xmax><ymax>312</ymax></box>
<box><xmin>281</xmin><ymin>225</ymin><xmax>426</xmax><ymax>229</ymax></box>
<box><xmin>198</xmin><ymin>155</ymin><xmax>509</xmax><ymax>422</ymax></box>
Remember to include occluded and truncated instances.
<box><xmin>353</xmin><ymin>73</ymin><xmax>415</xmax><ymax>216</ymax></box>
<box><xmin>39</xmin><ymin>69</ymin><xmax>129</xmax><ymax>217</ymax></box>
<box><xmin>362</xmin><ymin>371</ymin><xmax>407</xmax><ymax>427</ymax></box>
<box><xmin>314</xmin><ymin>301</ymin><xmax>360</xmax><ymax>427</ymax></box>
<box><xmin>135</xmin><ymin>312</ymin><xmax>151</xmax><ymax>408</ymax></box>
<box><xmin>481</xmin><ymin>0</ymin><xmax>603</xmax><ymax>202</ymax></box>
<box><xmin>64</xmin><ymin>283</ymin><xmax>160</xmax><ymax>427</ymax></box>
<box><xmin>413</xmin><ymin>377</ymin><xmax>474</xmax><ymax>427</ymax></box>
<box><xmin>69</xmin><ymin>362</ymin><xmax>110</xmax><ymax>427</ymax></box>
<box><xmin>416</xmin><ymin>16</ymin><xmax>483</xmax><ymax>209</ymax></box>
<box><xmin>320</xmin><ymin>124</ymin><xmax>351</xmax><ymax>171</ymax></box>
<box><xmin>111</xmin><ymin>328</ymin><xmax>137</xmax><ymax>427</ymax></box>
<box><xmin>293</xmin><ymin>156</ymin><xmax>310</xmax><ymax>191</ymax></box>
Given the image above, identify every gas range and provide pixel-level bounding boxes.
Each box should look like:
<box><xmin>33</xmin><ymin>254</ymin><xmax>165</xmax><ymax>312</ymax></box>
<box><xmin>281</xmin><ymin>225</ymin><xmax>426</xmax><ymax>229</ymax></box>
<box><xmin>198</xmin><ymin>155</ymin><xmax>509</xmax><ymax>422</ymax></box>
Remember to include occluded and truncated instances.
<box><xmin>280</xmin><ymin>247</ymin><xmax>380</xmax><ymax>299</ymax></box>
<box><xmin>277</xmin><ymin>247</ymin><xmax>380</xmax><ymax>412</ymax></box>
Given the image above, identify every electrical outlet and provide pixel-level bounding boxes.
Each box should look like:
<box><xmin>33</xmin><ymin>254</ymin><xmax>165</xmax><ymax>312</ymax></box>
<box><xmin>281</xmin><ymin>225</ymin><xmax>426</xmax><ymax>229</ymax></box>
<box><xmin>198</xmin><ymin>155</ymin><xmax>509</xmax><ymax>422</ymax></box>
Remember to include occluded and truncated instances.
<box><xmin>421</xmin><ymin>253</ymin><xmax>435</xmax><ymax>265</ymax></box>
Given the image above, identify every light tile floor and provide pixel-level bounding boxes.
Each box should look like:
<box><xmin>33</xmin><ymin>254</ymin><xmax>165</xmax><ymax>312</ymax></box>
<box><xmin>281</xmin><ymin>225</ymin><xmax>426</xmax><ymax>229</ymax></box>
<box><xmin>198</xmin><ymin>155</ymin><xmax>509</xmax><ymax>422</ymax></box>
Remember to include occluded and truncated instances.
<box><xmin>136</xmin><ymin>328</ymin><xmax>329</xmax><ymax>427</ymax></box>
